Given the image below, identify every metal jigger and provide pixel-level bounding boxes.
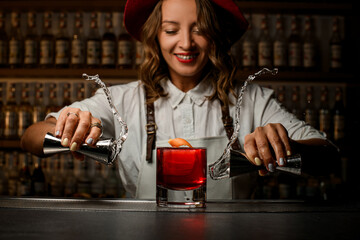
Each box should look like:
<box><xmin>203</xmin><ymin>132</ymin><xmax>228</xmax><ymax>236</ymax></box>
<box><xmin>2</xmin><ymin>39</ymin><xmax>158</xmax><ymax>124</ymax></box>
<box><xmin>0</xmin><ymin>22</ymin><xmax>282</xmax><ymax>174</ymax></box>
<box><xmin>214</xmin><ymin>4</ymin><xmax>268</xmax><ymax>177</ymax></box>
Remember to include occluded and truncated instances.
<box><xmin>43</xmin><ymin>133</ymin><xmax>118</xmax><ymax>165</ymax></box>
<box><xmin>209</xmin><ymin>149</ymin><xmax>302</xmax><ymax>180</ymax></box>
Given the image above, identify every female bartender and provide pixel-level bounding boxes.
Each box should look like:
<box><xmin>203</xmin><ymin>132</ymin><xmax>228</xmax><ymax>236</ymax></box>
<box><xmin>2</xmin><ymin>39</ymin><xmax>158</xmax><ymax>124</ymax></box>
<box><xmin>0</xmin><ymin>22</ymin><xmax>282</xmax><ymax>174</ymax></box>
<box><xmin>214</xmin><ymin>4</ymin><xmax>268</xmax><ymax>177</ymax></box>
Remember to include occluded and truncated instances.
<box><xmin>21</xmin><ymin>0</ymin><xmax>337</xmax><ymax>199</ymax></box>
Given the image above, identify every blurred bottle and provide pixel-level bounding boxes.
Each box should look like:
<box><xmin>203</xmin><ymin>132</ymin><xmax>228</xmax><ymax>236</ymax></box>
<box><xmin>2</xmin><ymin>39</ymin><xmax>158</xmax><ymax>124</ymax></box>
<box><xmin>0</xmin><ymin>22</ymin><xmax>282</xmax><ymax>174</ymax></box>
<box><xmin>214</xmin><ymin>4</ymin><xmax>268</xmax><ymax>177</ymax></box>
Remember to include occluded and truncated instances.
<box><xmin>102</xmin><ymin>12</ymin><xmax>116</xmax><ymax>68</ymax></box>
<box><xmin>257</xmin><ymin>14</ymin><xmax>272</xmax><ymax>69</ymax></box>
<box><xmin>86</xmin><ymin>12</ymin><xmax>101</xmax><ymax>68</ymax></box>
<box><xmin>0</xmin><ymin>83</ymin><xmax>4</xmax><ymax>138</ymax></box>
<box><xmin>241</xmin><ymin>14</ymin><xmax>256</xmax><ymax>71</ymax></box>
<box><xmin>304</xmin><ymin>86</ymin><xmax>318</xmax><ymax>129</ymax></box>
<box><xmin>24</xmin><ymin>12</ymin><xmax>38</xmax><ymax>68</ymax></box>
<box><xmin>7</xmin><ymin>152</ymin><xmax>19</xmax><ymax>196</ymax></box>
<box><xmin>288</xmin><ymin>15</ymin><xmax>302</xmax><ymax>71</ymax></box>
<box><xmin>32</xmin><ymin>83</ymin><xmax>46</xmax><ymax>124</ymax></box>
<box><xmin>63</xmin><ymin>156</ymin><xmax>77</xmax><ymax>197</ymax></box>
<box><xmin>318</xmin><ymin>86</ymin><xmax>332</xmax><ymax>139</ymax></box>
<box><xmin>329</xmin><ymin>16</ymin><xmax>343</xmax><ymax>72</ymax></box>
<box><xmin>276</xmin><ymin>85</ymin><xmax>286</xmax><ymax>108</ymax></box>
<box><xmin>273</xmin><ymin>14</ymin><xmax>287</xmax><ymax>70</ymax></box>
<box><xmin>4</xmin><ymin>83</ymin><xmax>19</xmax><ymax>139</ymax></box>
<box><xmin>62</xmin><ymin>83</ymin><xmax>72</xmax><ymax>107</ymax></box>
<box><xmin>18</xmin><ymin>83</ymin><xmax>33</xmax><ymax>138</ymax></box>
<box><xmin>76</xmin><ymin>160</ymin><xmax>92</xmax><ymax>198</ymax></box>
<box><xmin>39</xmin><ymin>12</ymin><xmax>54</xmax><ymax>68</ymax></box>
<box><xmin>55</xmin><ymin>12</ymin><xmax>70</xmax><ymax>68</ymax></box>
<box><xmin>135</xmin><ymin>41</ymin><xmax>144</xmax><ymax>69</ymax></box>
<box><xmin>71</xmin><ymin>12</ymin><xmax>85</xmax><ymax>68</ymax></box>
<box><xmin>46</xmin><ymin>83</ymin><xmax>61</xmax><ymax>114</ymax></box>
<box><xmin>333</xmin><ymin>87</ymin><xmax>345</xmax><ymax>147</ymax></box>
<box><xmin>49</xmin><ymin>159</ymin><xmax>64</xmax><ymax>197</ymax></box>
<box><xmin>91</xmin><ymin>162</ymin><xmax>105</xmax><ymax>198</ymax></box>
<box><xmin>0</xmin><ymin>12</ymin><xmax>8</xmax><ymax>68</ymax></box>
<box><xmin>9</xmin><ymin>11</ymin><xmax>22</xmax><ymax>68</ymax></box>
<box><xmin>290</xmin><ymin>86</ymin><xmax>303</xmax><ymax>120</ymax></box>
<box><xmin>117</xmin><ymin>13</ymin><xmax>134</xmax><ymax>69</ymax></box>
<box><xmin>303</xmin><ymin>16</ymin><xmax>318</xmax><ymax>71</ymax></box>
<box><xmin>31</xmin><ymin>157</ymin><xmax>46</xmax><ymax>196</ymax></box>
<box><xmin>0</xmin><ymin>152</ymin><xmax>8</xmax><ymax>195</ymax></box>
<box><xmin>105</xmin><ymin>164</ymin><xmax>119</xmax><ymax>198</ymax></box>
<box><xmin>17</xmin><ymin>153</ymin><xmax>32</xmax><ymax>196</ymax></box>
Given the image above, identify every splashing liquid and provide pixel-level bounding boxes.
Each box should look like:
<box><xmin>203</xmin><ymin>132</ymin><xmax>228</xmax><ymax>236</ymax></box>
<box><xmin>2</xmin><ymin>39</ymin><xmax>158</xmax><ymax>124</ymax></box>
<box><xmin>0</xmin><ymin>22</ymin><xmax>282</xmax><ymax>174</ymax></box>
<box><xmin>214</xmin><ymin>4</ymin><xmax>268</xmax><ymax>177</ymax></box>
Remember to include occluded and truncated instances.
<box><xmin>82</xmin><ymin>73</ymin><xmax>129</xmax><ymax>162</ymax></box>
<box><xmin>209</xmin><ymin>68</ymin><xmax>278</xmax><ymax>180</ymax></box>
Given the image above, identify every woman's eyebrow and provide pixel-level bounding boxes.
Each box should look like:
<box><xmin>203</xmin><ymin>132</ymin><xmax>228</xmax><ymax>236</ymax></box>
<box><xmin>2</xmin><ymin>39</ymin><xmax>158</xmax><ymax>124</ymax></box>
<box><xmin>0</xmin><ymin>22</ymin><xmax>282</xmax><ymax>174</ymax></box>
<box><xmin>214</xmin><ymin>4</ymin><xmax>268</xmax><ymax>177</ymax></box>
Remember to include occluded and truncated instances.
<box><xmin>161</xmin><ymin>20</ymin><xmax>179</xmax><ymax>25</ymax></box>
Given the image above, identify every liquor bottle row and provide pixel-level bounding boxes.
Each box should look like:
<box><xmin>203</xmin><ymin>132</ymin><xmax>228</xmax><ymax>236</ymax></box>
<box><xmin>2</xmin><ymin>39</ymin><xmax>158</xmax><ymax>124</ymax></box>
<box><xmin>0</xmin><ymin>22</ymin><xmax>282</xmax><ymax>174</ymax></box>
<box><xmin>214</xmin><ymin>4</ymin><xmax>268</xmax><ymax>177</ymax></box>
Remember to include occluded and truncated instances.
<box><xmin>0</xmin><ymin>11</ymin><xmax>143</xmax><ymax>69</ymax></box>
<box><xmin>0</xmin><ymin>81</ymin><xmax>94</xmax><ymax>140</ymax></box>
<box><xmin>0</xmin><ymin>151</ymin><xmax>127</xmax><ymax>198</ymax></box>
<box><xmin>0</xmin><ymin>11</ymin><xmax>345</xmax><ymax>72</ymax></box>
<box><xmin>231</xmin><ymin>14</ymin><xmax>345</xmax><ymax>72</ymax></box>
<box><xmin>271</xmin><ymin>84</ymin><xmax>346</xmax><ymax>145</ymax></box>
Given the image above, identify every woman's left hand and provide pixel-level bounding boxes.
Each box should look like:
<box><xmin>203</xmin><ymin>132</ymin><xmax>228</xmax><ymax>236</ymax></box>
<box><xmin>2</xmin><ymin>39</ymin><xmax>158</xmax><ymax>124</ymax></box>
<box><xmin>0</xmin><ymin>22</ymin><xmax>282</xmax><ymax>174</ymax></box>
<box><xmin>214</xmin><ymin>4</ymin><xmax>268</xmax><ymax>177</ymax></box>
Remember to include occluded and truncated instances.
<box><xmin>243</xmin><ymin>123</ymin><xmax>292</xmax><ymax>175</ymax></box>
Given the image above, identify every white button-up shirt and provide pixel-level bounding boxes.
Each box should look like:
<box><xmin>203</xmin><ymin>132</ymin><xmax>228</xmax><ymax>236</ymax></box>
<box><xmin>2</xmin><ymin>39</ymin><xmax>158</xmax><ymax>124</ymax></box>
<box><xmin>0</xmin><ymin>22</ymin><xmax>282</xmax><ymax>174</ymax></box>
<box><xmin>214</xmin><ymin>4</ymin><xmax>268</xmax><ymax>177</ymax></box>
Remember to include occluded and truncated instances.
<box><xmin>48</xmin><ymin>78</ymin><xmax>325</xmax><ymax>196</ymax></box>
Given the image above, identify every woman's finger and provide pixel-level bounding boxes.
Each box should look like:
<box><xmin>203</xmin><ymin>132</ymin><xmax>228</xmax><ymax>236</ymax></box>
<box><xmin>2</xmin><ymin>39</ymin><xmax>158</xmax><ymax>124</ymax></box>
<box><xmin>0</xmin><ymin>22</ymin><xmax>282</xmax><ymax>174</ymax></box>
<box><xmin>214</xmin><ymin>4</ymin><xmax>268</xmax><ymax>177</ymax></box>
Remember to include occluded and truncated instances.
<box><xmin>61</xmin><ymin>109</ymin><xmax>81</xmax><ymax>147</ymax></box>
<box><xmin>244</xmin><ymin>134</ymin><xmax>262</xmax><ymax>166</ymax></box>
<box><xmin>85</xmin><ymin>118</ymin><xmax>103</xmax><ymax>147</ymax></box>
<box><xmin>254</xmin><ymin>127</ymin><xmax>275</xmax><ymax>172</ymax></box>
<box><xmin>266</xmin><ymin>124</ymin><xmax>286</xmax><ymax>167</ymax></box>
<box><xmin>69</xmin><ymin>111</ymin><xmax>92</xmax><ymax>151</ymax></box>
<box><xmin>55</xmin><ymin>108</ymin><xmax>72</xmax><ymax>137</ymax></box>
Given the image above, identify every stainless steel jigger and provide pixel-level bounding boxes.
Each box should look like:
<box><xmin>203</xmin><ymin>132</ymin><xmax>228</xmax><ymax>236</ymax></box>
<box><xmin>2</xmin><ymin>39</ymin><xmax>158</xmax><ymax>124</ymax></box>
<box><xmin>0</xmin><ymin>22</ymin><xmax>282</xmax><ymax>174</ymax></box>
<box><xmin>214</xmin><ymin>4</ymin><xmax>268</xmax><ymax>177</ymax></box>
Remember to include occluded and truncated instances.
<box><xmin>43</xmin><ymin>133</ymin><xmax>118</xmax><ymax>165</ymax></box>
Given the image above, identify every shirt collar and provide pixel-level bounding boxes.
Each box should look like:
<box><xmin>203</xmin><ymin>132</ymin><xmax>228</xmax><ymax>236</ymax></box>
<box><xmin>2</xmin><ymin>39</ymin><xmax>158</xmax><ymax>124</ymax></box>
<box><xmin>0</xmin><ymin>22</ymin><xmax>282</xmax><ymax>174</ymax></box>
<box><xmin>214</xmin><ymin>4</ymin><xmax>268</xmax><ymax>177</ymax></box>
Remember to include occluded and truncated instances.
<box><xmin>161</xmin><ymin>77</ymin><xmax>214</xmax><ymax>109</ymax></box>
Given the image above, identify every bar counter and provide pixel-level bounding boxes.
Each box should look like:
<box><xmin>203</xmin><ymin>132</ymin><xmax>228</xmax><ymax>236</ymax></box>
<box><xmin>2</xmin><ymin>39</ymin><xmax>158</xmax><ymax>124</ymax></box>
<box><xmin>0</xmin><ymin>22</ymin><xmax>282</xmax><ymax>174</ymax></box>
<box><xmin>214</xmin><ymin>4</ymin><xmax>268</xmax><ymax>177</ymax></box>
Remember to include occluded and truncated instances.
<box><xmin>0</xmin><ymin>197</ymin><xmax>359</xmax><ymax>240</ymax></box>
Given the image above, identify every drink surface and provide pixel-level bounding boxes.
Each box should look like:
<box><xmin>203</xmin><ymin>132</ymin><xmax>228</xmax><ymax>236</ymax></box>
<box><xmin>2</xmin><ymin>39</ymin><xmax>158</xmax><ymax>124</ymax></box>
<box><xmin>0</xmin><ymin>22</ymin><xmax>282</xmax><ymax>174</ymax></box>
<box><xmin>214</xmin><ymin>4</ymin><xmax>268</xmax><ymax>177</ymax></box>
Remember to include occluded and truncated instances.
<box><xmin>157</xmin><ymin>148</ymin><xmax>206</xmax><ymax>191</ymax></box>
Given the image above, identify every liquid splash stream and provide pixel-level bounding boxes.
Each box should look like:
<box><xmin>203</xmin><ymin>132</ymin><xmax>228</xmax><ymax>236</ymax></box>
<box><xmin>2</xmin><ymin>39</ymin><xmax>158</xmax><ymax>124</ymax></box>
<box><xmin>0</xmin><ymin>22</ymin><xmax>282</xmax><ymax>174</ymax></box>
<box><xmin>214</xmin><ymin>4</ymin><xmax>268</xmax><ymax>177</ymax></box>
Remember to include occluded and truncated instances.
<box><xmin>209</xmin><ymin>68</ymin><xmax>278</xmax><ymax>180</ymax></box>
<box><xmin>82</xmin><ymin>73</ymin><xmax>129</xmax><ymax>162</ymax></box>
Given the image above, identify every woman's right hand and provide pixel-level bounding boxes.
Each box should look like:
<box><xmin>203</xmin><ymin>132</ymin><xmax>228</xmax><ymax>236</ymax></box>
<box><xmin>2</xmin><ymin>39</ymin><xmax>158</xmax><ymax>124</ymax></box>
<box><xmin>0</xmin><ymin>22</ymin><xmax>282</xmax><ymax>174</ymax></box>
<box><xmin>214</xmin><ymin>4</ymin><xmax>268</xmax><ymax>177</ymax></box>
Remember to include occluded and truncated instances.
<box><xmin>54</xmin><ymin>107</ymin><xmax>103</xmax><ymax>152</ymax></box>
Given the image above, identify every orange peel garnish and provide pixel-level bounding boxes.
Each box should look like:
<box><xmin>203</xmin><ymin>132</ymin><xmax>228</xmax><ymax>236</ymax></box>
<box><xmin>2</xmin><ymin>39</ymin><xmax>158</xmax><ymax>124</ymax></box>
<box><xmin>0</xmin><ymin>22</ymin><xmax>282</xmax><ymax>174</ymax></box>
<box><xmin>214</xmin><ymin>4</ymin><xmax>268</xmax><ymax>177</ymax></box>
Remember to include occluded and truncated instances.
<box><xmin>168</xmin><ymin>138</ymin><xmax>193</xmax><ymax>148</ymax></box>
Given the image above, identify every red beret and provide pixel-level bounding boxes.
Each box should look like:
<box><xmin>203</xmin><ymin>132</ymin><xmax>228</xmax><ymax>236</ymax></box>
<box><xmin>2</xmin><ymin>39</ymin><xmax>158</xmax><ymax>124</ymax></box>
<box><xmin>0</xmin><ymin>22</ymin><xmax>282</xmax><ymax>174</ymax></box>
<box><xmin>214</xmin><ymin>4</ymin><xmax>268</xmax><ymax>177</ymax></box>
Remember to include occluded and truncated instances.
<box><xmin>124</xmin><ymin>0</ymin><xmax>248</xmax><ymax>43</ymax></box>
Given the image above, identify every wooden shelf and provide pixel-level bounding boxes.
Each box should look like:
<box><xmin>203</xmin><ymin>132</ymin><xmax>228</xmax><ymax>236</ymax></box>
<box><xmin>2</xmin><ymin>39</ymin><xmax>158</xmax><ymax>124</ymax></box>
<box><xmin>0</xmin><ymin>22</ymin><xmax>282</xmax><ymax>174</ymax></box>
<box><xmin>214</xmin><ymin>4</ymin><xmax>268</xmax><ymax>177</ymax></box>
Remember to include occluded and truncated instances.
<box><xmin>0</xmin><ymin>68</ymin><xmax>354</xmax><ymax>84</ymax></box>
<box><xmin>0</xmin><ymin>1</ymin><xmax>353</xmax><ymax>15</ymax></box>
<box><xmin>0</xmin><ymin>140</ymin><xmax>21</xmax><ymax>149</ymax></box>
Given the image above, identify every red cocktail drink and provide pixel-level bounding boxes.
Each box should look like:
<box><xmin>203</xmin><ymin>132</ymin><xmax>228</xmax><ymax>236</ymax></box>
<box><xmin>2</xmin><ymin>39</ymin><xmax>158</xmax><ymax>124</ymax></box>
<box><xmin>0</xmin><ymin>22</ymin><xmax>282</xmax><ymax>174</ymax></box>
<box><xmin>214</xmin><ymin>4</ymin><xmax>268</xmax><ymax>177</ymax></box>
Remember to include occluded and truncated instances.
<box><xmin>156</xmin><ymin>147</ymin><xmax>207</xmax><ymax>208</ymax></box>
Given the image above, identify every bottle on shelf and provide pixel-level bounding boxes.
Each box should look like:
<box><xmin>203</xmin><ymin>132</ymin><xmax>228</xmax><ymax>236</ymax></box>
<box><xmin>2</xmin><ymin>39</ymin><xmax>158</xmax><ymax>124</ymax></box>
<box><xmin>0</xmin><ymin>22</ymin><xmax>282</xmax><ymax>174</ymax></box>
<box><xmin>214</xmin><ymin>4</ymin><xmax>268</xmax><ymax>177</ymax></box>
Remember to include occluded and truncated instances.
<box><xmin>32</xmin><ymin>83</ymin><xmax>46</xmax><ymax>124</ymax></box>
<box><xmin>135</xmin><ymin>41</ymin><xmax>144</xmax><ymax>69</ymax></box>
<box><xmin>241</xmin><ymin>14</ymin><xmax>256</xmax><ymax>71</ymax></box>
<box><xmin>0</xmin><ymin>83</ymin><xmax>4</xmax><ymax>138</ymax></box>
<box><xmin>0</xmin><ymin>152</ymin><xmax>8</xmax><ymax>196</ymax></box>
<box><xmin>91</xmin><ymin>162</ymin><xmax>105</xmax><ymax>198</ymax></box>
<box><xmin>71</xmin><ymin>12</ymin><xmax>85</xmax><ymax>69</ymax></box>
<box><xmin>63</xmin><ymin>155</ymin><xmax>77</xmax><ymax>197</ymax></box>
<box><xmin>62</xmin><ymin>83</ymin><xmax>72</xmax><ymax>107</ymax></box>
<box><xmin>31</xmin><ymin>157</ymin><xmax>46</xmax><ymax>196</ymax></box>
<box><xmin>46</xmin><ymin>83</ymin><xmax>61</xmax><ymax>114</ymax></box>
<box><xmin>318</xmin><ymin>86</ymin><xmax>332</xmax><ymax>140</ymax></box>
<box><xmin>8</xmin><ymin>11</ymin><xmax>22</xmax><ymax>68</ymax></box>
<box><xmin>17</xmin><ymin>153</ymin><xmax>32</xmax><ymax>197</ymax></box>
<box><xmin>257</xmin><ymin>14</ymin><xmax>272</xmax><ymax>69</ymax></box>
<box><xmin>0</xmin><ymin>11</ymin><xmax>7</xmax><ymax>68</ymax></box>
<box><xmin>304</xmin><ymin>86</ymin><xmax>318</xmax><ymax>129</ymax></box>
<box><xmin>39</xmin><ymin>11</ymin><xmax>54</xmax><ymax>68</ymax></box>
<box><xmin>275</xmin><ymin>85</ymin><xmax>286</xmax><ymax>108</ymax></box>
<box><xmin>288</xmin><ymin>15</ymin><xmax>302</xmax><ymax>71</ymax></box>
<box><xmin>290</xmin><ymin>86</ymin><xmax>303</xmax><ymax>120</ymax></box>
<box><xmin>117</xmin><ymin>12</ymin><xmax>134</xmax><ymax>69</ymax></box>
<box><xmin>86</xmin><ymin>12</ymin><xmax>101</xmax><ymax>68</ymax></box>
<box><xmin>329</xmin><ymin>16</ymin><xmax>343</xmax><ymax>72</ymax></box>
<box><xmin>333</xmin><ymin>87</ymin><xmax>345</xmax><ymax>147</ymax></box>
<box><xmin>55</xmin><ymin>12</ymin><xmax>70</xmax><ymax>68</ymax></box>
<box><xmin>49</xmin><ymin>158</ymin><xmax>64</xmax><ymax>197</ymax></box>
<box><xmin>76</xmin><ymin>159</ymin><xmax>92</xmax><ymax>198</ymax></box>
<box><xmin>102</xmin><ymin>12</ymin><xmax>116</xmax><ymax>68</ymax></box>
<box><xmin>4</xmin><ymin>83</ymin><xmax>19</xmax><ymax>139</ymax></box>
<box><xmin>303</xmin><ymin>15</ymin><xmax>318</xmax><ymax>71</ymax></box>
<box><xmin>24</xmin><ymin>11</ymin><xmax>38</xmax><ymax>68</ymax></box>
<box><xmin>273</xmin><ymin>14</ymin><xmax>287</xmax><ymax>70</ymax></box>
<box><xmin>7</xmin><ymin>152</ymin><xmax>19</xmax><ymax>196</ymax></box>
<box><xmin>18</xmin><ymin>83</ymin><xmax>33</xmax><ymax>138</ymax></box>
<box><xmin>105</xmin><ymin>164</ymin><xmax>120</xmax><ymax>198</ymax></box>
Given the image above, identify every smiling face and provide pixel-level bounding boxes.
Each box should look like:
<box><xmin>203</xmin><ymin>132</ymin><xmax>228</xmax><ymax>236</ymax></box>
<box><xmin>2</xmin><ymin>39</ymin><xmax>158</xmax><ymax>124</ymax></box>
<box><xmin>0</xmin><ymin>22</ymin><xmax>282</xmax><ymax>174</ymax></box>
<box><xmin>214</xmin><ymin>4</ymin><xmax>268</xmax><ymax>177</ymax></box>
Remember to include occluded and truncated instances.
<box><xmin>157</xmin><ymin>0</ymin><xmax>210</xmax><ymax>90</ymax></box>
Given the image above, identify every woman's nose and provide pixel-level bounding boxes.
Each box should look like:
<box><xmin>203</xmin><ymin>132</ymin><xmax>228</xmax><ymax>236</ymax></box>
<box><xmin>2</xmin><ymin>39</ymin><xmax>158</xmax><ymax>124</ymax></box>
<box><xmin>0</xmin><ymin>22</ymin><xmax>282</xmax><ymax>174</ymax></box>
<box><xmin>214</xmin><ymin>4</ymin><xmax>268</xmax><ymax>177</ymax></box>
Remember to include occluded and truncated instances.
<box><xmin>179</xmin><ymin>30</ymin><xmax>194</xmax><ymax>50</ymax></box>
